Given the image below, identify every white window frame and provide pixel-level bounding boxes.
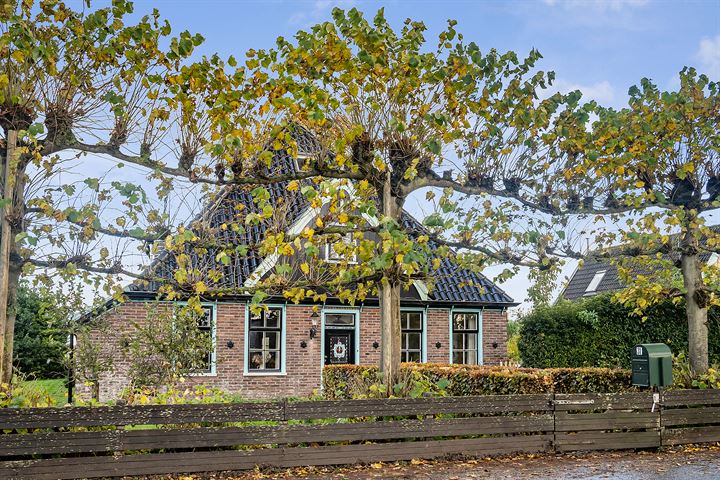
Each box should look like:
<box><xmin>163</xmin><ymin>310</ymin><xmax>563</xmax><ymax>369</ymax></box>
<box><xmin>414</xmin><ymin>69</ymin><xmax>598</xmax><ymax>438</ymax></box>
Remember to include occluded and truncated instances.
<box><xmin>325</xmin><ymin>231</ymin><xmax>358</xmax><ymax>264</ymax></box>
<box><xmin>585</xmin><ymin>270</ymin><xmax>607</xmax><ymax>294</ymax></box>
<box><xmin>244</xmin><ymin>304</ymin><xmax>287</xmax><ymax>376</ymax></box>
<box><xmin>175</xmin><ymin>302</ymin><xmax>217</xmax><ymax>377</ymax></box>
<box><xmin>400</xmin><ymin>308</ymin><xmax>427</xmax><ymax>363</ymax></box>
<box><xmin>449</xmin><ymin>309</ymin><xmax>483</xmax><ymax>366</ymax></box>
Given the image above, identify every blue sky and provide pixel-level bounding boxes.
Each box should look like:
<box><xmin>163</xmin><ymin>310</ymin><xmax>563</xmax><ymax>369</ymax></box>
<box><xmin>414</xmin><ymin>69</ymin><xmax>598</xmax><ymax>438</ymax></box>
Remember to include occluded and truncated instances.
<box><xmin>147</xmin><ymin>0</ymin><xmax>720</xmax><ymax>107</ymax></box>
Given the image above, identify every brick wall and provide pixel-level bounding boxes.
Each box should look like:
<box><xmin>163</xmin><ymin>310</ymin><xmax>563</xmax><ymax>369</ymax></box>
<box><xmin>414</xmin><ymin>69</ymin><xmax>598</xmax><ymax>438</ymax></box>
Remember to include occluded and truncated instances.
<box><xmin>77</xmin><ymin>302</ymin><xmax>508</xmax><ymax>402</ymax></box>
<box><xmin>482</xmin><ymin>309</ymin><xmax>508</xmax><ymax>366</ymax></box>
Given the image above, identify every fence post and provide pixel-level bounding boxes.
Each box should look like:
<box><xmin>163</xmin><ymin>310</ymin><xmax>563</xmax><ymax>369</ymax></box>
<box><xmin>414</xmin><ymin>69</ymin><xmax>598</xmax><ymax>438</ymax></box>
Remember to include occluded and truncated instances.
<box><xmin>658</xmin><ymin>389</ymin><xmax>664</xmax><ymax>447</ymax></box>
<box><xmin>551</xmin><ymin>393</ymin><xmax>557</xmax><ymax>454</ymax></box>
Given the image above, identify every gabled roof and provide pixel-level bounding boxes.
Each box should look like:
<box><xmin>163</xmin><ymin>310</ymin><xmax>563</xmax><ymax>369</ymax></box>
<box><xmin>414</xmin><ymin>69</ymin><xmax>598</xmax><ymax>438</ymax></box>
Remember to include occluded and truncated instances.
<box><xmin>128</xmin><ymin>140</ymin><xmax>515</xmax><ymax>306</ymax></box>
<box><xmin>561</xmin><ymin>226</ymin><xmax>719</xmax><ymax>301</ymax></box>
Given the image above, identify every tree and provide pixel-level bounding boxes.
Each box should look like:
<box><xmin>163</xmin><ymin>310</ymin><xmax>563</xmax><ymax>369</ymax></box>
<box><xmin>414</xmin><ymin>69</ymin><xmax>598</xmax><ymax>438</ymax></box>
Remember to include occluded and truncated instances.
<box><xmin>9</xmin><ymin>1</ymin><xmax>712</xmax><ymax>392</ymax></box>
<box><xmin>13</xmin><ymin>283</ymin><xmax>67</xmax><ymax>378</ymax></box>
<box><xmin>2</xmin><ymin>1</ymin><xmax>587</xmax><ymax>390</ymax></box>
<box><xmin>122</xmin><ymin>301</ymin><xmax>214</xmax><ymax>392</ymax></box>
<box><xmin>573</xmin><ymin>69</ymin><xmax>719</xmax><ymax>374</ymax></box>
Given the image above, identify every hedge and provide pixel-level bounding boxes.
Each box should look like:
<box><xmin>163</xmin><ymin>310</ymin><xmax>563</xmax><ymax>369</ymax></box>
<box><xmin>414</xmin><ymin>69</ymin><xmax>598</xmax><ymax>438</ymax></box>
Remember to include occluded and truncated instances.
<box><xmin>518</xmin><ymin>294</ymin><xmax>720</xmax><ymax>369</ymax></box>
<box><xmin>322</xmin><ymin>363</ymin><xmax>632</xmax><ymax>399</ymax></box>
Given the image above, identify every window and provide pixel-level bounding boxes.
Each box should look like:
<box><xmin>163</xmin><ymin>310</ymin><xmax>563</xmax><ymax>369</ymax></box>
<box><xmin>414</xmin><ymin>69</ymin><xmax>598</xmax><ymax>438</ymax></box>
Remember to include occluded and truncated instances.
<box><xmin>452</xmin><ymin>312</ymin><xmax>479</xmax><ymax>365</ymax></box>
<box><xmin>247</xmin><ymin>307</ymin><xmax>283</xmax><ymax>372</ymax></box>
<box><xmin>175</xmin><ymin>304</ymin><xmax>215</xmax><ymax>375</ymax></box>
<box><xmin>194</xmin><ymin>306</ymin><xmax>215</xmax><ymax>373</ymax></box>
<box><xmin>401</xmin><ymin>311</ymin><xmax>423</xmax><ymax>362</ymax></box>
<box><xmin>585</xmin><ymin>270</ymin><xmax>607</xmax><ymax>294</ymax></box>
<box><xmin>325</xmin><ymin>312</ymin><xmax>356</xmax><ymax>326</ymax></box>
<box><xmin>325</xmin><ymin>232</ymin><xmax>357</xmax><ymax>263</ymax></box>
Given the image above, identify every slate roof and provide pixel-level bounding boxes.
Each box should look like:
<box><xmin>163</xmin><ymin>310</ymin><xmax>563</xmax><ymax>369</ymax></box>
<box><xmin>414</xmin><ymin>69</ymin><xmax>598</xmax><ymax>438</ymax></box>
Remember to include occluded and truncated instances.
<box><xmin>128</xmin><ymin>139</ymin><xmax>515</xmax><ymax>306</ymax></box>
<box><xmin>561</xmin><ymin>226</ymin><xmax>719</xmax><ymax>301</ymax></box>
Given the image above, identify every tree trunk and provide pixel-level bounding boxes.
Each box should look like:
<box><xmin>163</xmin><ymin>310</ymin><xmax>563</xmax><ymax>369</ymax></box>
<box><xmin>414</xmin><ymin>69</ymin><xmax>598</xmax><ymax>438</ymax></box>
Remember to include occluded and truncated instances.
<box><xmin>378</xmin><ymin>170</ymin><xmax>403</xmax><ymax>393</ymax></box>
<box><xmin>0</xmin><ymin>130</ymin><xmax>16</xmax><ymax>383</ymax></box>
<box><xmin>2</xmin><ymin>257</ymin><xmax>21</xmax><ymax>384</ymax></box>
<box><xmin>379</xmin><ymin>279</ymin><xmax>401</xmax><ymax>394</ymax></box>
<box><xmin>680</xmin><ymin>228</ymin><xmax>709</xmax><ymax>375</ymax></box>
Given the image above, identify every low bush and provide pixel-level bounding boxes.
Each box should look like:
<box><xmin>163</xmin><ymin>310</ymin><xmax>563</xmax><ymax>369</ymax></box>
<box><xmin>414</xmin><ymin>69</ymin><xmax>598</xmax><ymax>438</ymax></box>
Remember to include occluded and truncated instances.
<box><xmin>518</xmin><ymin>294</ymin><xmax>720</xmax><ymax>369</ymax></box>
<box><xmin>322</xmin><ymin>363</ymin><xmax>632</xmax><ymax>399</ymax></box>
<box><xmin>673</xmin><ymin>352</ymin><xmax>720</xmax><ymax>390</ymax></box>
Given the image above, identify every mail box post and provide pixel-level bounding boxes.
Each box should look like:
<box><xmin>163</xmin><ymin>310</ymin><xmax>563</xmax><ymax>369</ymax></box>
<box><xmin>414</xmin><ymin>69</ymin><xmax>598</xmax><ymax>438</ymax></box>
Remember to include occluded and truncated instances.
<box><xmin>631</xmin><ymin>343</ymin><xmax>673</xmax><ymax>388</ymax></box>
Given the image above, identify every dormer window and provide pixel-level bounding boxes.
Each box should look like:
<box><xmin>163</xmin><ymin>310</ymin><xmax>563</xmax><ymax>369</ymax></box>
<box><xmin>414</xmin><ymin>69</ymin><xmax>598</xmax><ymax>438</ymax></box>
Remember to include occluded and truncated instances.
<box><xmin>325</xmin><ymin>233</ymin><xmax>357</xmax><ymax>264</ymax></box>
<box><xmin>585</xmin><ymin>270</ymin><xmax>607</xmax><ymax>295</ymax></box>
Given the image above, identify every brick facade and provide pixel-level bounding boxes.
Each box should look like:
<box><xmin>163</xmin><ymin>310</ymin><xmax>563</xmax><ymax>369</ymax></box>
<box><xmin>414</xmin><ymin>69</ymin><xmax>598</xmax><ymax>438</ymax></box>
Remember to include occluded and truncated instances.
<box><xmin>78</xmin><ymin>301</ymin><xmax>508</xmax><ymax>402</ymax></box>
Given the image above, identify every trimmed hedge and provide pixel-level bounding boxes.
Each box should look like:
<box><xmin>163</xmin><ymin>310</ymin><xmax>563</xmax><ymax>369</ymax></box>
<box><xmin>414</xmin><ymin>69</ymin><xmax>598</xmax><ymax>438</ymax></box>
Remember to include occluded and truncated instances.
<box><xmin>518</xmin><ymin>294</ymin><xmax>720</xmax><ymax>369</ymax></box>
<box><xmin>322</xmin><ymin>363</ymin><xmax>632</xmax><ymax>399</ymax></box>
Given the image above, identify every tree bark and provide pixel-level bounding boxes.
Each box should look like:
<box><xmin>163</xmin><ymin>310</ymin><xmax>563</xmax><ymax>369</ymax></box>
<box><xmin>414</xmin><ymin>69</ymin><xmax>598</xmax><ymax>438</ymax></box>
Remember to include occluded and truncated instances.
<box><xmin>0</xmin><ymin>130</ymin><xmax>16</xmax><ymax>383</ymax></box>
<box><xmin>2</xmin><ymin>256</ymin><xmax>21</xmax><ymax>384</ymax></box>
<box><xmin>680</xmin><ymin>228</ymin><xmax>709</xmax><ymax>375</ymax></box>
<box><xmin>379</xmin><ymin>278</ymin><xmax>401</xmax><ymax>394</ymax></box>
<box><xmin>378</xmin><ymin>170</ymin><xmax>403</xmax><ymax>393</ymax></box>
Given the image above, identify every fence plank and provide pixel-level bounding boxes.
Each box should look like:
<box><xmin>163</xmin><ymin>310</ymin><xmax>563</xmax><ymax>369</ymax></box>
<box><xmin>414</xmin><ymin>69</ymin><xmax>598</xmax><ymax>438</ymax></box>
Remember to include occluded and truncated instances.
<box><xmin>555</xmin><ymin>411</ymin><xmax>659</xmax><ymax>432</ymax></box>
<box><xmin>662</xmin><ymin>390</ymin><xmax>720</xmax><ymax>407</ymax></box>
<box><xmin>0</xmin><ymin>414</ymin><xmax>554</xmax><ymax>456</ymax></box>
<box><xmin>0</xmin><ymin>435</ymin><xmax>554</xmax><ymax>480</ymax></box>
<box><xmin>553</xmin><ymin>393</ymin><xmax>653</xmax><ymax>411</ymax></box>
<box><xmin>285</xmin><ymin>394</ymin><xmax>553</xmax><ymax>419</ymax></box>
<box><xmin>555</xmin><ymin>430</ymin><xmax>660</xmax><ymax>452</ymax></box>
<box><xmin>0</xmin><ymin>402</ymin><xmax>283</xmax><ymax>429</ymax></box>
<box><xmin>662</xmin><ymin>426</ymin><xmax>720</xmax><ymax>446</ymax></box>
<box><xmin>661</xmin><ymin>407</ymin><xmax>720</xmax><ymax>427</ymax></box>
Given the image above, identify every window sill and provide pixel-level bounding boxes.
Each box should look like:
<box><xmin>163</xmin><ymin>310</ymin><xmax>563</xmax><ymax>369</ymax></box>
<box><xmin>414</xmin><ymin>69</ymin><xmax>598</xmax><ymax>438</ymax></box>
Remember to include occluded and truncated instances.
<box><xmin>243</xmin><ymin>371</ymin><xmax>287</xmax><ymax>377</ymax></box>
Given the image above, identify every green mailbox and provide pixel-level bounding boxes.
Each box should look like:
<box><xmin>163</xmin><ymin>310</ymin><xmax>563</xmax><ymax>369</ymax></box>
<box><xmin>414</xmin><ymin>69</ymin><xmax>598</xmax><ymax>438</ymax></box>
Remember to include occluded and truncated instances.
<box><xmin>631</xmin><ymin>343</ymin><xmax>673</xmax><ymax>388</ymax></box>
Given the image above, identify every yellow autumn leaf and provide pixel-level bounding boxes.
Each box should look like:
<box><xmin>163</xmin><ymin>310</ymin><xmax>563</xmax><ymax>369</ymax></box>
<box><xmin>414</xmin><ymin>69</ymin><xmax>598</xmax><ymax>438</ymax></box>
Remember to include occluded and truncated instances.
<box><xmin>300</xmin><ymin>263</ymin><xmax>310</xmax><ymax>274</ymax></box>
<box><xmin>194</xmin><ymin>281</ymin><xmax>208</xmax><ymax>294</ymax></box>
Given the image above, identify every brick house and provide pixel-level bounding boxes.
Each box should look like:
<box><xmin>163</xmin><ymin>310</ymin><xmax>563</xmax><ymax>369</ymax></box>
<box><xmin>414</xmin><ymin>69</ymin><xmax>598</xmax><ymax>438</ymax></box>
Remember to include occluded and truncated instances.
<box><xmin>79</xmin><ymin>145</ymin><xmax>516</xmax><ymax>401</ymax></box>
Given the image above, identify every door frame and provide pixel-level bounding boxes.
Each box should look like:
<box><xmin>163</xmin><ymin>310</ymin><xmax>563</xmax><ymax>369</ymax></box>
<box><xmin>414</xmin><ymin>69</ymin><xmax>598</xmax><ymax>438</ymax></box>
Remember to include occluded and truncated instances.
<box><xmin>320</xmin><ymin>308</ymin><xmax>361</xmax><ymax>368</ymax></box>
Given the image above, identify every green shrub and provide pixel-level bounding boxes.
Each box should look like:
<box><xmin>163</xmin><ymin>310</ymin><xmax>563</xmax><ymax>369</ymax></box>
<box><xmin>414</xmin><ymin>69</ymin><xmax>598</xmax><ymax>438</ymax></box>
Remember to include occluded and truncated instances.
<box><xmin>518</xmin><ymin>294</ymin><xmax>720</xmax><ymax>369</ymax></box>
<box><xmin>673</xmin><ymin>352</ymin><xmax>720</xmax><ymax>390</ymax></box>
<box><xmin>322</xmin><ymin>363</ymin><xmax>632</xmax><ymax>399</ymax></box>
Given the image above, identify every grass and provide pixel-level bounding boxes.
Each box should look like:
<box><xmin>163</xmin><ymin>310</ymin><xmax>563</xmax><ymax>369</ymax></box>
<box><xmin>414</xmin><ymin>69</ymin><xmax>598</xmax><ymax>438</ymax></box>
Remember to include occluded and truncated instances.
<box><xmin>21</xmin><ymin>378</ymin><xmax>67</xmax><ymax>406</ymax></box>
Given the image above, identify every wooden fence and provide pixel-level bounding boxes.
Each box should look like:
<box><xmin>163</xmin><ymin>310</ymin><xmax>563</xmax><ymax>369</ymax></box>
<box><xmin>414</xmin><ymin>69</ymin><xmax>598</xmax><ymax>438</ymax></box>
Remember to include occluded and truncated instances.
<box><xmin>0</xmin><ymin>389</ymin><xmax>718</xmax><ymax>479</ymax></box>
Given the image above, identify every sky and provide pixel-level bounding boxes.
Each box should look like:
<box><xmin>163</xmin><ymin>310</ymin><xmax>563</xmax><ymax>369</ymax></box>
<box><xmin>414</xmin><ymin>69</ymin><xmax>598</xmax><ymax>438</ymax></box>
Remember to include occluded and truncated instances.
<box><xmin>65</xmin><ymin>0</ymin><xmax>720</xmax><ymax>308</ymax></box>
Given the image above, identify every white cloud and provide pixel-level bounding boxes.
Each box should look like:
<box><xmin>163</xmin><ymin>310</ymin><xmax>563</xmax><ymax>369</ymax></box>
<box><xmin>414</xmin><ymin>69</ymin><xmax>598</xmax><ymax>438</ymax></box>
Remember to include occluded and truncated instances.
<box><xmin>696</xmin><ymin>35</ymin><xmax>720</xmax><ymax>80</ymax></box>
<box><xmin>542</xmin><ymin>0</ymin><xmax>649</xmax><ymax>11</ymax></box>
<box><xmin>548</xmin><ymin>79</ymin><xmax>616</xmax><ymax>104</ymax></box>
<box><xmin>289</xmin><ymin>0</ymin><xmax>356</xmax><ymax>26</ymax></box>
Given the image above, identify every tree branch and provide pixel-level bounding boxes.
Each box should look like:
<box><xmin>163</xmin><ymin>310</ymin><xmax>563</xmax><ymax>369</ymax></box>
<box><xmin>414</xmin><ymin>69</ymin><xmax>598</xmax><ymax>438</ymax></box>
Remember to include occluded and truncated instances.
<box><xmin>404</xmin><ymin>170</ymin><xmax>685</xmax><ymax>216</ymax></box>
<box><xmin>42</xmin><ymin>141</ymin><xmax>364</xmax><ymax>185</ymax></box>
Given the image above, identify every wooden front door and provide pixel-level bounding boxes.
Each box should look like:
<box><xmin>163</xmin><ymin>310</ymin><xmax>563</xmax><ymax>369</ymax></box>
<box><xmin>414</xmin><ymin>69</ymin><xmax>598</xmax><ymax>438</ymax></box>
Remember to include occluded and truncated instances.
<box><xmin>324</xmin><ymin>330</ymin><xmax>355</xmax><ymax>365</ymax></box>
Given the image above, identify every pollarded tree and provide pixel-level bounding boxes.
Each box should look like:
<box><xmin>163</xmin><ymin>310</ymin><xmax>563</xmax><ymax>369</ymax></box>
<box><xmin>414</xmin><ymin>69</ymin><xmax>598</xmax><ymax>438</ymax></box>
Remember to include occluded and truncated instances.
<box><xmin>1</xmin><ymin>1</ymin><xmax>609</xmax><ymax>390</ymax></box>
<box><xmin>221</xmin><ymin>9</ymin><xmax>629</xmax><ymax>384</ymax></box>
<box><xmin>575</xmin><ymin>69</ymin><xmax>719</xmax><ymax>374</ymax></box>
<box><xmin>0</xmin><ymin>0</ymin><xmax>218</xmax><ymax>382</ymax></box>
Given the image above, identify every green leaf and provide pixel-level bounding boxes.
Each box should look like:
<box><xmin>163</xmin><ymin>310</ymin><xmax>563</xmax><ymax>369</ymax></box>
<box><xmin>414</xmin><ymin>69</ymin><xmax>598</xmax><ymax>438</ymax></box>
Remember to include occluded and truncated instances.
<box><xmin>84</xmin><ymin>178</ymin><xmax>100</xmax><ymax>191</ymax></box>
<box><xmin>426</xmin><ymin>139</ymin><xmax>441</xmax><ymax>155</ymax></box>
<box><xmin>129</xmin><ymin>227</ymin><xmax>146</xmax><ymax>239</ymax></box>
